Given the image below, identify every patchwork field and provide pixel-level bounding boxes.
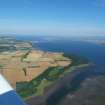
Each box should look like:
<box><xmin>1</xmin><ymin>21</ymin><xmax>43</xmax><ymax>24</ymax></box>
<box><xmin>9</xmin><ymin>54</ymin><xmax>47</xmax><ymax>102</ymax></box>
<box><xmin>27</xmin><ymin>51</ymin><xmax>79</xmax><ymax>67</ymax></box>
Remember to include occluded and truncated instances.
<box><xmin>0</xmin><ymin>50</ymin><xmax>71</xmax><ymax>88</ymax></box>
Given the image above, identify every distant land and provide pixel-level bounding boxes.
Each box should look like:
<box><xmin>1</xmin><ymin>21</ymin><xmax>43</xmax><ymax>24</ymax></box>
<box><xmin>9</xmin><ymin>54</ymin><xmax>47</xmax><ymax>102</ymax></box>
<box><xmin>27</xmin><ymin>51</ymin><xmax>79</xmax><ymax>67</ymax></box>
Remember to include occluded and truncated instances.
<box><xmin>0</xmin><ymin>36</ymin><xmax>32</xmax><ymax>51</ymax></box>
<box><xmin>68</xmin><ymin>35</ymin><xmax>105</xmax><ymax>45</ymax></box>
<box><xmin>79</xmin><ymin>39</ymin><xmax>105</xmax><ymax>45</ymax></box>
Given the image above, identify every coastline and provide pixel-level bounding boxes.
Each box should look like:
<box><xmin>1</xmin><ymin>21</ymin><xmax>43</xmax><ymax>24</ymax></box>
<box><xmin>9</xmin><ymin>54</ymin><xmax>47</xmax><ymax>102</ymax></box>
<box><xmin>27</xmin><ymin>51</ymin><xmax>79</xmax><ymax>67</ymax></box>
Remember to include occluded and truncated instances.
<box><xmin>17</xmin><ymin>53</ymin><xmax>89</xmax><ymax>101</ymax></box>
<box><xmin>26</xmin><ymin>63</ymin><xmax>90</xmax><ymax>105</ymax></box>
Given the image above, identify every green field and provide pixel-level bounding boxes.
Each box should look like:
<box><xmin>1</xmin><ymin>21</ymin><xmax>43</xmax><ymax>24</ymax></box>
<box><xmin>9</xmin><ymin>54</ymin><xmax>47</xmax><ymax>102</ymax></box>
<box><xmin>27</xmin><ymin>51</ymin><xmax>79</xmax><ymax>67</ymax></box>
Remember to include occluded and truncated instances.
<box><xmin>0</xmin><ymin>64</ymin><xmax>3</xmax><ymax>68</ymax></box>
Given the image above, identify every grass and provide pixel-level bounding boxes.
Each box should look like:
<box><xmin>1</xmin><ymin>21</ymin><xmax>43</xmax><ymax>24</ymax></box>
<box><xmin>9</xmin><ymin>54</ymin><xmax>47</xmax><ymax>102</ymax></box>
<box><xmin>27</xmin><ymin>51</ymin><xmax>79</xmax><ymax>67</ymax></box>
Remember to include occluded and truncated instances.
<box><xmin>21</xmin><ymin>51</ymin><xmax>30</xmax><ymax>62</ymax></box>
<box><xmin>54</xmin><ymin>55</ymin><xmax>68</xmax><ymax>61</ymax></box>
<box><xmin>35</xmin><ymin>79</ymin><xmax>52</xmax><ymax>96</ymax></box>
<box><xmin>0</xmin><ymin>64</ymin><xmax>3</xmax><ymax>68</ymax></box>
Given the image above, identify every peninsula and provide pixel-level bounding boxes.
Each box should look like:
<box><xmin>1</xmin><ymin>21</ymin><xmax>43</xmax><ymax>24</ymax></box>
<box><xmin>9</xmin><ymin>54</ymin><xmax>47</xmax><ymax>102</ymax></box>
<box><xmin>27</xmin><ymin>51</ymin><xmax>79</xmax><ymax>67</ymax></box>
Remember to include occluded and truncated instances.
<box><xmin>0</xmin><ymin>36</ymin><xmax>89</xmax><ymax>101</ymax></box>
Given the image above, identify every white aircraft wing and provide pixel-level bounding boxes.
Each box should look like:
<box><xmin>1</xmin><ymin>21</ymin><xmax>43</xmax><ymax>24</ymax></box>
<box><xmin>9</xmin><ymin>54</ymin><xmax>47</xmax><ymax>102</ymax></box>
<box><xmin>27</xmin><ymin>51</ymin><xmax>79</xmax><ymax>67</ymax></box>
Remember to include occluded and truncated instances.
<box><xmin>0</xmin><ymin>74</ymin><xmax>27</xmax><ymax>105</ymax></box>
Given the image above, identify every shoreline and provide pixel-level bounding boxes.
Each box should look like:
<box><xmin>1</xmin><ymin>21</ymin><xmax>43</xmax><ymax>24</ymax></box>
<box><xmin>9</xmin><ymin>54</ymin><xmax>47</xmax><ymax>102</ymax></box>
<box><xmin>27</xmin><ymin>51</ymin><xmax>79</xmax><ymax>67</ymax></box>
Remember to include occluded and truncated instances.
<box><xmin>22</xmin><ymin>63</ymin><xmax>90</xmax><ymax>101</ymax></box>
<box><xmin>17</xmin><ymin>53</ymin><xmax>89</xmax><ymax>101</ymax></box>
<box><xmin>26</xmin><ymin>63</ymin><xmax>90</xmax><ymax>105</ymax></box>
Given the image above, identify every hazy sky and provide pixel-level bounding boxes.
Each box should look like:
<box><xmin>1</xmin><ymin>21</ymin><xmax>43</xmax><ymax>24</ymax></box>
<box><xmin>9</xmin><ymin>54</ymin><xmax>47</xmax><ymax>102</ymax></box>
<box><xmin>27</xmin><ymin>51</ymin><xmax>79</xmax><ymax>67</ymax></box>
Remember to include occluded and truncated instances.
<box><xmin>0</xmin><ymin>0</ymin><xmax>105</xmax><ymax>36</ymax></box>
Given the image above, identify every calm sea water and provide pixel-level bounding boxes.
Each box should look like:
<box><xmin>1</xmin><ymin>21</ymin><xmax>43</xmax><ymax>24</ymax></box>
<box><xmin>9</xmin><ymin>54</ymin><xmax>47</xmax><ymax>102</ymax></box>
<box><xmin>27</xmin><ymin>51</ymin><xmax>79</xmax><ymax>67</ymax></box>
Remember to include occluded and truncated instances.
<box><xmin>16</xmin><ymin>35</ymin><xmax>105</xmax><ymax>65</ymax></box>
<box><xmin>16</xmin><ymin>35</ymin><xmax>105</xmax><ymax>105</ymax></box>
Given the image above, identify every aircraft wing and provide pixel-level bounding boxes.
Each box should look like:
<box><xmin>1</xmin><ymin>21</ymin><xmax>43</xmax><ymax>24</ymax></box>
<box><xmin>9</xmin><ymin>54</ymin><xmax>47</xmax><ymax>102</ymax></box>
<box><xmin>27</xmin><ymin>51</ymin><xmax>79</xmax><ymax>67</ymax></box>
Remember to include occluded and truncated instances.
<box><xmin>0</xmin><ymin>74</ymin><xmax>27</xmax><ymax>105</ymax></box>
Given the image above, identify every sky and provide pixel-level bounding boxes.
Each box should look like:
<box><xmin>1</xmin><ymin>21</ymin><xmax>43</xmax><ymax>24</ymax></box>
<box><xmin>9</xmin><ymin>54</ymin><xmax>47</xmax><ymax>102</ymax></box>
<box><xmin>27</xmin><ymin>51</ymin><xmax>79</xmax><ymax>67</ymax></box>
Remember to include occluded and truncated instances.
<box><xmin>0</xmin><ymin>0</ymin><xmax>105</xmax><ymax>36</ymax></box>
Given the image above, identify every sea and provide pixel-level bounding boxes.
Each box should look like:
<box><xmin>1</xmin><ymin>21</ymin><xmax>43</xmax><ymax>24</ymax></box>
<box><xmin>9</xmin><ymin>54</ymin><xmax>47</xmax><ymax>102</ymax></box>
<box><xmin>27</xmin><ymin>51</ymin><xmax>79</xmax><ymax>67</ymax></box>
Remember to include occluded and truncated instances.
<box><xmin>15</xmin><ymin>35</ymin><xmax>105</xmax><ymax>105</ymax></box>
